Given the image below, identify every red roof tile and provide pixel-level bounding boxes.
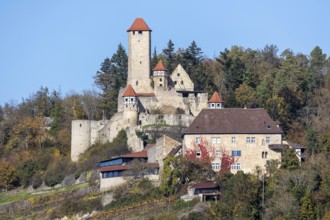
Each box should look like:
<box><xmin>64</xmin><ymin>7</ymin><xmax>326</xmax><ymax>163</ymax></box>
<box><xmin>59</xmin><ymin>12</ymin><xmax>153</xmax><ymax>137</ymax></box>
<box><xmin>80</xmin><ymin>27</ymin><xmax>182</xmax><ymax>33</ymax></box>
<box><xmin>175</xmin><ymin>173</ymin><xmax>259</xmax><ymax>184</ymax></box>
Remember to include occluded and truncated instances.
<box><xmin>190</xmin><ymin>182</ymin><xmax>219</xmax><ymax>189</ymax></box>
<box><xmin>121</xmin><ymin>151</ymin><xmax>148</xmax><ymax>158</ymax></box>
<box><xmin>100</xmin><ymin>163</ymin><xmax>159</xmax><ymax>172</ymax></box>
<box><xmin>127</xmin><ymin>18</ymin><xmax>151</xmax><ymax>32</ymax></box>
<box><xmin>208</xmin><ymin>92</ymin><xmax>224</xmax><ymax>103</ymax></box>
<box><xmin>123</xmin><ymin>84</ymin><xmax>137</xmax><ymax>97</ymax></box>
<box><xmin>153</xmin><ymin>60</ymin><xmax>167</xmax><ymax>71</ymax></box>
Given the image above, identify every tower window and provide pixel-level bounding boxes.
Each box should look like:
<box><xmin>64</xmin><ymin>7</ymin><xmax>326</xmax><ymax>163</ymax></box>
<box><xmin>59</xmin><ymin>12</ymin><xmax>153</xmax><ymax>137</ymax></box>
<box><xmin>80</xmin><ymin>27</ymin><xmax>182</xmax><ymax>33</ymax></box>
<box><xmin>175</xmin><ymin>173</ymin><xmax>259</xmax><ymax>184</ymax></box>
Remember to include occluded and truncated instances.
<box><xmin>138</xmin><ymin>30</ymin><xmax>142</xmax><ymax>34</ymax></box>
<box><xmin>140</xmin><ymin>61</ymin><xmax>142</xmax><ymax>64</ymax></box>
<box><xmin>181</xmin><ymin>81</ymin><xmax>183</xmax><ymax>85</ymax></box>
<box><xmin>159</xmin><ymin>84</ymin><xmax>162</xmax><ymax>87</ymax></box>
<box><xmin>80</xmin><ymin>124</ymin><xmax>82</xmax><ymax>127</ymax></box>
<box><xmin>130</xmin><ymin>98</ymin><xmax>134</xmax><ymax>102</ymax></box>
<box><xmin>174</xmin><ymin>81</ymin><xmax>177</xmax><ymax>85</ymax></box>
<box><xmin>160</xmin><ymin>78</ymin><xmax>162</xmax><ymax>82</ymax></box>
<box><xmin>133</xmin><ymin>31</ymin><xmax>135</xmax><ymax>35</ymax></box>
<box><xmin>177</xmin><ymin>73</ymin><xmax>180</xmax><ymax>77</ymax></box>
<box><xmin>136</xmin><ymin>81</ymin><xmax>138</xmax><ymax>86</ymax></box>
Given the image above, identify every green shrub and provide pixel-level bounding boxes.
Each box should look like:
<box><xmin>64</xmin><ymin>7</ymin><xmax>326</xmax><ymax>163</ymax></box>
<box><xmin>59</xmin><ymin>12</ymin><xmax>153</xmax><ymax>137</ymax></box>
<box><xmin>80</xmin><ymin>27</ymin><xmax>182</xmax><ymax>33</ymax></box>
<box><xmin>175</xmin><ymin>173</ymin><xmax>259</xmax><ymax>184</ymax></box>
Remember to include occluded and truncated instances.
<box><xmin>31</xmin><ymin>173</ymin><xmax>42</xmax><ymax>189</ymax></box>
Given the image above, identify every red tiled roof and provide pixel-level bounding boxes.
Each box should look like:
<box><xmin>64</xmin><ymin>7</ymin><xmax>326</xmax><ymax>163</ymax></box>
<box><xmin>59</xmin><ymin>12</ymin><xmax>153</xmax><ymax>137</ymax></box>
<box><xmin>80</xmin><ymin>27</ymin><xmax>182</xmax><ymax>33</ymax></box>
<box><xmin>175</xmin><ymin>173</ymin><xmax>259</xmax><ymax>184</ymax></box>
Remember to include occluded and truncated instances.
<box><xmin>123</xmin><ymin>84</ymin><xmax>137</xmax><ymax>97</ymax></box>
<box><xmin>136</xmin><ymin>93</ymin><xmax>155</xmax><ymax>97</ymax></box>
<box><xmin>153</xmin><ymin>60</ymin><xmax>166</xmax><ymax>71</ymax></box>
<box><xmin>190</xmin><ymin>182</ymin><xmax>219</xmax><ymax>189</ymax></box>
<box><xmin>184</xmin><ymin>108</ymin><xmax>283</xmax><ymax>134</ymax></box>
<box><xmin>121</xmin><ymin>151</ymin><xmax>148</xmax><ymax>158</ymax></box>
<box><xmin>100</xmin><ymin>163</ymin><xmax>159</xmax><ymax>172</ymax></box>
<box><xmin>208</xmin><ymin>92</ymin><xmax>224</xmax><ymax>103</ymax></box>
<box><xmin>127</xmin><ymin>18</ymin><xmax>151</xmax><ymax>32</ymax></box>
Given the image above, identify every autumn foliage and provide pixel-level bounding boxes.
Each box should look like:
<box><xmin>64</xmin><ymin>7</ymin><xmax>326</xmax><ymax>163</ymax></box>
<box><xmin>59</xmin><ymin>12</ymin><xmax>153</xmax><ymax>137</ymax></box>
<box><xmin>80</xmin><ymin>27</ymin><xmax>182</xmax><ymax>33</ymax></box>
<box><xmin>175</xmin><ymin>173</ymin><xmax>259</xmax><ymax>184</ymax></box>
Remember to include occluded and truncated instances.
<box><xmin>184</xmin><ymin>136</ymin><xmax>237</xmax><ymax>173</ymax></box>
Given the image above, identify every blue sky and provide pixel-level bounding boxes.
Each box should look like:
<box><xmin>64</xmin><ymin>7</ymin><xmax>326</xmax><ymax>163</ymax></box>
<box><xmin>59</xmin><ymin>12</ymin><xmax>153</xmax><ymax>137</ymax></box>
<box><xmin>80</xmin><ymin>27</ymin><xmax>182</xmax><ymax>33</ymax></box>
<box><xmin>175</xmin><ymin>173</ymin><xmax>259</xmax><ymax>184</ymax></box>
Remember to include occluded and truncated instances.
<box><xmin>1</xmin><ymin>0</ymin><xmax>329</xmax><ymax>105</ymax></box>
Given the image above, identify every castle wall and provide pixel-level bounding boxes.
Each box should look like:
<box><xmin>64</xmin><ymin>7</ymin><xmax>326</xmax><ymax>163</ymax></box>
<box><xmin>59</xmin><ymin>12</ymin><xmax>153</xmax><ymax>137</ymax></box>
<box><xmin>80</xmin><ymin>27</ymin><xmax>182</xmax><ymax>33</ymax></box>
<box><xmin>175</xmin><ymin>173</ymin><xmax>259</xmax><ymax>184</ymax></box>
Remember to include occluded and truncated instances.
<box><xmin>185</xmin><ymin>92</ymin><xmax>209</xmax><ymax>116</ymax></box>
<box><xmin>170</xmin><ymin>64</ymin><xmax>194</xmax><ymax>91</ymax></box>
<box><xmin>138</xmin><ymin>113</ymin><xmax>195</xmax><ymax>127</ymax></box>
<box><xmin>126</xmin><ymin>126</ymin><xmax>144</xmax><ymax>152</ymax></box>
<box><xmin>71</xmin><ymin>120</ymin><xmax>92</xmax><ymax>162</ymax></box>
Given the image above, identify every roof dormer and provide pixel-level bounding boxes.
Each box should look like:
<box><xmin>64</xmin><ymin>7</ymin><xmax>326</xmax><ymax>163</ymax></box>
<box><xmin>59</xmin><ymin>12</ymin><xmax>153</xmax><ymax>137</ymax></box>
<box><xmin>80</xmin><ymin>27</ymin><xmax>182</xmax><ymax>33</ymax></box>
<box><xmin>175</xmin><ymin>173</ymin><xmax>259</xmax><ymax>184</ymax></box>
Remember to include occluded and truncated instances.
<box><xmin>208</xmin><ymin>92</ymin><xmax>224</xmax><ymax>109</ymax></box>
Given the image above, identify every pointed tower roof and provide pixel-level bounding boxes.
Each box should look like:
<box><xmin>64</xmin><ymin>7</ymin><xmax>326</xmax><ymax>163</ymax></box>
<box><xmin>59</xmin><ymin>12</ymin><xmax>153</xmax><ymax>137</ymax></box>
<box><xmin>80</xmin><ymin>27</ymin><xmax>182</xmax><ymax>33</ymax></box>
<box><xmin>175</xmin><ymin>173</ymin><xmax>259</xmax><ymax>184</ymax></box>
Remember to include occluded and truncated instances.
<box><xmin>208</xmin><ymin>92</ymin><xmax>224</xmax><ymax>103</ymax></box>
<box><xmin>153</xmin><ymin>60</ymin><xmax>167</xmax><ymax>71</ymax></box>
<box><xmin>123</xmin><ymin>84</ymin><xmax>137</xmax><ymax>97</ymax></box>
<box><xmin>127</xmin><ymin>18</ymin><xmax>151</xmax><ymax>32</ymax></box>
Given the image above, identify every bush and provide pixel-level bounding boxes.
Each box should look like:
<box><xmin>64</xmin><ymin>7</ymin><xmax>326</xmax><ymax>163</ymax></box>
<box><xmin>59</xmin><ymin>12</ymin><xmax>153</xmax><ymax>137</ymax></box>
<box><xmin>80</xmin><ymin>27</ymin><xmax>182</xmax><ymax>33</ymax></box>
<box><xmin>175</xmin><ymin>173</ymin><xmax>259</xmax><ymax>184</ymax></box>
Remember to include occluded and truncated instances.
<box><xmin>43</xmin><ymin>159</ymin><xmax>67</xmax><ymax>187</ymax></box>
<box><xmin>31</xmin><ymin>173</ymin><xmax>42</xmax><ymax>189</ymax></box>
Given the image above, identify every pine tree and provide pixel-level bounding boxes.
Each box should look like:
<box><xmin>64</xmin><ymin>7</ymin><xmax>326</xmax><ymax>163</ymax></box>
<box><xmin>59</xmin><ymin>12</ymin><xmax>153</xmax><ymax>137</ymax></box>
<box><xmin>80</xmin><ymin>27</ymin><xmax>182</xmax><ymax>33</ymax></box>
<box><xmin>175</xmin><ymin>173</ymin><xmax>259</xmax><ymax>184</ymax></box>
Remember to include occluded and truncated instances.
<box><xmin>94</xmin><ymin>44</ymin><xmax>128</xmax><ymax>118</ymax></box>
<box><xmin>162</xmin><ymin>40</ymin><xmax>176</xmax><ymax>73</ymax></box>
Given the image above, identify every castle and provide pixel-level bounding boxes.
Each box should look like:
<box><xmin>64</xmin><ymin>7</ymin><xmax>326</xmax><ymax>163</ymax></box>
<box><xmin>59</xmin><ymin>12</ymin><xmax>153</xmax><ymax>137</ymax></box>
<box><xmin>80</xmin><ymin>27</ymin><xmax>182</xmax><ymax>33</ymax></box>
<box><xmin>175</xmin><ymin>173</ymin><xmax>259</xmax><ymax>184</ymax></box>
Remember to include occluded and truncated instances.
<box><xmin>71</xmin><ymin>18</ymin><xmax>208</xmax><ymax>161</ymax></box>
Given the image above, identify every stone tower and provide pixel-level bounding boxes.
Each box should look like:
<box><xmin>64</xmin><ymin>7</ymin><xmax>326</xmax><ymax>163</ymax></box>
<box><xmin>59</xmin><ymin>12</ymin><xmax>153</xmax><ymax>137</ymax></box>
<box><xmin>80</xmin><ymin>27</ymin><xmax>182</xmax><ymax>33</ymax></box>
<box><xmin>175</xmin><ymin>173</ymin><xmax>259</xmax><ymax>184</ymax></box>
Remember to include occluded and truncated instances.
<box><xmin>127</xmin><ymin>18</ymin><xmax>152</xmax><ymax>93</ymax></box>
<box><xmin>122</xmin><ymin>84</ymin><xmax>138</xmax><ymax>126</ymax></box>
<box><xmin>208</xmin><ymin>91</ymin><xmax>224</xmax><ymax>109</ymax></box>
<box><xmin>153</xmin><ymin>60</ymin><xmax>168</xmax><ymax>91</ymax></box>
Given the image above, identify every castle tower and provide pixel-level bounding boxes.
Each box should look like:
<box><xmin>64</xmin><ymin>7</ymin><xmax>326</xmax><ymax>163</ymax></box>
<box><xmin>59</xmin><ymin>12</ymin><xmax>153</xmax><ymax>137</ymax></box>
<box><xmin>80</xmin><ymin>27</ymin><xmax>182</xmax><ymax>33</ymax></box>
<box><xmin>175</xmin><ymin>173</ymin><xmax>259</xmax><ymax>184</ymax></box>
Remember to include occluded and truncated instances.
<box><xmin>123</xmin><ymin>84</ymin><xmax>138</xmax><ymax>126</ymax></box>
<box><xmin>208</xmin><ymin>91</ymin><xmax>224</xmax><ymax>109</ymax></box>
<box><xmin>127</xmin><ymin>18</ymin><xmax>152</xmax><ymax>93</ymax></box>
<box><xmin>153</xmin><ymin>60</ymin><xmax>168</xmax><ymax>90</ymax></box>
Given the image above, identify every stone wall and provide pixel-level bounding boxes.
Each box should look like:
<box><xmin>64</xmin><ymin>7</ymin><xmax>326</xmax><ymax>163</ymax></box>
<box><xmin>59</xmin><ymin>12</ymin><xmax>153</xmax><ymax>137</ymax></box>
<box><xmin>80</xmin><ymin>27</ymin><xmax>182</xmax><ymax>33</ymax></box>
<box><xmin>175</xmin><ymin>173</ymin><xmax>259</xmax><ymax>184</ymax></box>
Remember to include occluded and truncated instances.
<box><xmin>183</xmin><ymin>133</ymin><xmax>282</xmax><ymax>174</ymax></box>
<box><xmin>170</xmin><ymin>64</ymin><xmax>194</xmax><ymax>91</ymax></box>
<box><xmin>100</xmin><ymin>174</ymin><xmax>160</xmax><ymax>191</ymax></box>
<box><xmin>138</xmin><ymin>113</ymin><xmax>195</xmax><ymax>127</ymax></box>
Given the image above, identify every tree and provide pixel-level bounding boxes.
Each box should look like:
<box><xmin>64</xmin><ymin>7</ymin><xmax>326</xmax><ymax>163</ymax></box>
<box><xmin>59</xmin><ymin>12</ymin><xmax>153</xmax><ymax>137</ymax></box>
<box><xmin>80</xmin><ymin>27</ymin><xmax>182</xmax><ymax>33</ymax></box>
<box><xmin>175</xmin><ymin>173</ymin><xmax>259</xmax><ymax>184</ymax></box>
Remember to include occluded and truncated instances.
<box><xmin>80</xmin><ymin>90</ymin><xmax>99</xmax><ymax>120</ymax></box>
<box><xmin>0</xmin><ymin>161</ymin><xmax>18</xmax><ymax>190</ymax></box>
<box><xmin>94</xmin><ymin>44</ymin><xmax>128</xmax><ymax>118</ymax></box>
<box><xmin>162</xmin><ymin>40</ymin><xmax>176</xmax><ymax>73</ymax></box>
<box><xmin>234</xmin><ymin>83</ymin><xmax>257</xmax><ymax>108</ymax></box>
<box><xmin>281</xmin><ymin>148</ymin><xmax>300</xmax><ymax>170</ymax></box>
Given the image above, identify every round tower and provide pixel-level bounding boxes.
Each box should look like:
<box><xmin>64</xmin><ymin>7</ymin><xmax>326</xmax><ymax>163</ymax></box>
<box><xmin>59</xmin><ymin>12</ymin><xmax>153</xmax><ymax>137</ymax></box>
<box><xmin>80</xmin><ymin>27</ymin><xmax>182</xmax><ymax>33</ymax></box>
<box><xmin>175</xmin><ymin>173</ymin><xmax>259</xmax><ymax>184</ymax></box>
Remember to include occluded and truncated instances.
<box><xmin>123</xmin><ymin>84</ymin><xmax>138</xmax><ymax>126</ymax></box>
<box><xmin>208</xmin><ymin>91</ymin><xmax>224</xmax><ymax>109</ymax></box>
<box><xmin>153</xmin><ymin>60</ymin><xmax>168</xmax><ymax>91</ymax></box>
<box><xmin>127</xmin><ymin>18</ymin><xmax>152</xmax><ymax>93</ymax></box>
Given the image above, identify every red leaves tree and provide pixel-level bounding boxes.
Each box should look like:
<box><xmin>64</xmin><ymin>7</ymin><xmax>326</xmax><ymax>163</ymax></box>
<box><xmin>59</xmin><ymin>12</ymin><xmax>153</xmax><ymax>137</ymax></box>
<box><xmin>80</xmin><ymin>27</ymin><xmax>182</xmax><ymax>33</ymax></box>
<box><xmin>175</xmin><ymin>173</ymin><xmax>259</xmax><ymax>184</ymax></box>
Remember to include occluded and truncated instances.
<box><xmin>184</xmin><ymin>136</ymin><xmax>238</xmax><ymax>173</ymax></box>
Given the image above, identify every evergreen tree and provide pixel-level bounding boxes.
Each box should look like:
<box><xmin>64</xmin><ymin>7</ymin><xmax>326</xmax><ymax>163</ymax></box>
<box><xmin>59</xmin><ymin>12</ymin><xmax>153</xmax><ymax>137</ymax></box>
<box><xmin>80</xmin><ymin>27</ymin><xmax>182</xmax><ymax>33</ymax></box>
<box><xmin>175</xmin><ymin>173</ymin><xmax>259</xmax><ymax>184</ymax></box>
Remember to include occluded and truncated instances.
<box><xmin>94</xmin><ymin>44</ymin><xmax>128</xmax><ymax>118</ymax></box>
<box><xmin>162</xmin><ymin>40</ymin><xmax>176</xmax><ymax>73</ymax></box>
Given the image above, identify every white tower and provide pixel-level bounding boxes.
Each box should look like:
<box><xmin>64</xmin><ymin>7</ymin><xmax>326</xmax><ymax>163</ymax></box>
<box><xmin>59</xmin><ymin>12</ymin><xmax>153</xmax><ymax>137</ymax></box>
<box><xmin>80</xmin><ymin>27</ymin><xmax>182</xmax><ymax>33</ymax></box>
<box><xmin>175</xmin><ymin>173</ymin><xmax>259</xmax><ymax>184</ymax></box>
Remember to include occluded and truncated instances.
<box><xmin>153</xmin><ymin>60</ymin><xmax>168</xmax><ymax>91</ymax></box>
<box><xmin>127</xmin><ymin>18</ymin><xmax>152</xmax><ymax>93</ymax></box>
<box><xmin>123</xmin><ymin>84</ymin><xmax>138</xmax><ymax>126</ymax></box>
<box><xmin>208</xmin><ymin>92</ymin><xmax>224</xmax><ymax>109</ymax></box>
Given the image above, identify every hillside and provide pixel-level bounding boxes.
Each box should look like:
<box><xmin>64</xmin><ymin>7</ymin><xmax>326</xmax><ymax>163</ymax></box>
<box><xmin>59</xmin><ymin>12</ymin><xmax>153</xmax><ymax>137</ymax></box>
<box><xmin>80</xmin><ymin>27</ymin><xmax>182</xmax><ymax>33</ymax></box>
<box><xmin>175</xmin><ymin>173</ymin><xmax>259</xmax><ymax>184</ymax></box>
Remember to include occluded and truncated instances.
<box><xmin>0</xmin><ymin>43</ymin><xmax>330</xmax><ymax>219</ymax></box>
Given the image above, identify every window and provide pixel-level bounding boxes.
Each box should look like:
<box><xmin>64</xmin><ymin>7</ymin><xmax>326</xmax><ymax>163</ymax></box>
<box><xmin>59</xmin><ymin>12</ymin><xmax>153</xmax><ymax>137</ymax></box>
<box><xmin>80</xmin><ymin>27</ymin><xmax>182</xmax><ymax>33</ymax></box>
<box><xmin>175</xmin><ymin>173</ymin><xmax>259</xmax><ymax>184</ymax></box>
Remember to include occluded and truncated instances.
<box><xmin>266</xmin><ymin>137</ymin><xmax>271</xmax><ymax>144</ymax></box>
<box><xmin>133</xmin><ymin>31</ymin><xmax>135</xmax><ymax>35</ymax></box>
<box><xmin>196</xmin><ymin>150</ymin><xmax>201</xmax><ymax>157</ymax></box>
<box><xmin>130</xmin><ymin>98</ymin><xmax>134</xmax><ymax>102</ymax></box>
<box><xmin>125</xmin><ymin>98</ymin><xmax>128</xmax><ymax>102</ymax></box>
<box><xmin>216</xmin><ymin>149</ymin><xmax>221</xmax><ymax>157</ymax></box>
<box><xmin>231</xmin><ymin>137</ymin><xmax>236</xmax><ymax>144</ymax></box>
<box><xmin>232</xmin><ymin>150</ymin><xmax>241</xmax><ymax>157</ymax></box>
<box><xmin>217</xmin><ymin>103</ymin><xmax>220</xmax><ymax>107</ymax></box>
<box><xmin>136</xmin><ymin>81</ymin><xmax>138</xmax><ymax>86</ymax></box>
<box><xmin>79</xmin><ymin>124</ymin><xmax>82</xmax><ymax>127</ymax></box>
<box><xmin>212</xmin><ymin>162</ymin><xmax>221</xmax><ymax>171</ymax></box>
<box><xmin>262</xmin><ymin>151</ymin><xmax>268</xmax><ymax>159</ymax></box>
<box><xmin>181</xmin><ymin>81</ymin><xmax>184</xmax><ymax>85</ymax></box>
<box><xmin>231</xmin><ymin>163</ymin><xmax>241</xmax><ymax>170</ymax></box>
<box><xmin>174</xmin><ymin>81</ymin><xmax>177</xmax><ymax>85</ymax></box>
<box><xmin>246</xmin><ymin>137</ymin><xmax>256</xmax><ymax>144</ymax></box>
<box><xmin>211</xmin><ymin>137</ymin><xmax>220</xmax><ymax>144</ymax></box>
<box><xmin>138</xmin><ymin>30</ymin><xmax>142</xmax><ymax>34</ymax></box>
<box><xmin>160</xmin><ymin>78</ymin><xmax>162</xmax><ymax>82</ymax></box>
<box><xmin>195</xmin><ymin>137</ymin><xmax>201</xmax><ymax>144</ymax></box>
<box><xmin>177</xmin><ymin>73</ymin><xmax>180</xmax><ymax>77</ymax></box>
<box><xmin>159</xmin><ymin>84</ymin><xmax>162</xmax><ymax>87</ymax></box>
